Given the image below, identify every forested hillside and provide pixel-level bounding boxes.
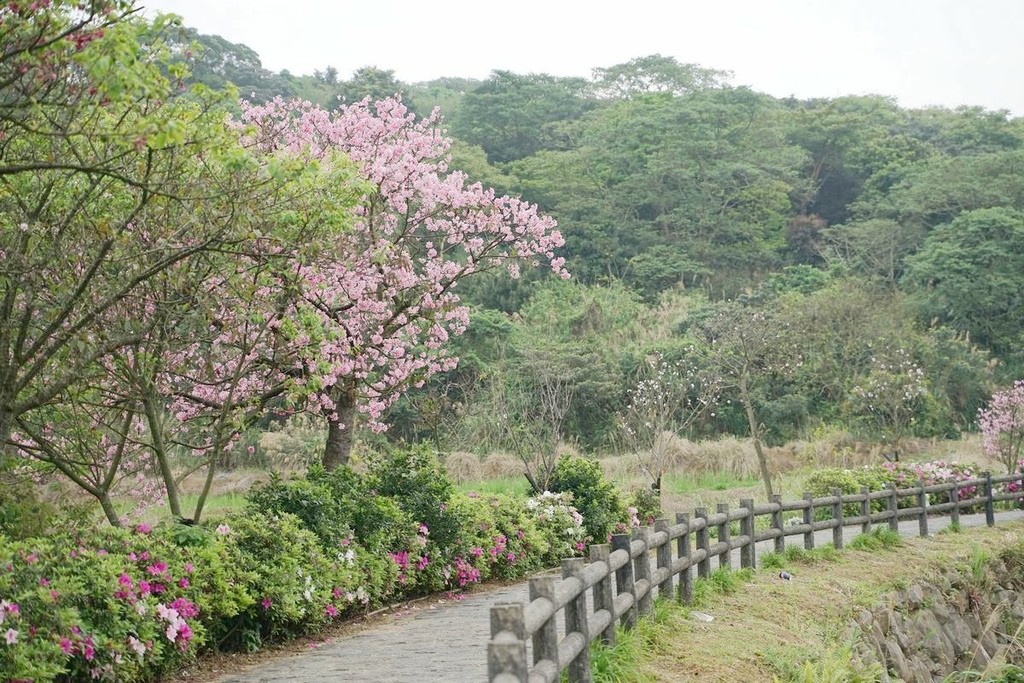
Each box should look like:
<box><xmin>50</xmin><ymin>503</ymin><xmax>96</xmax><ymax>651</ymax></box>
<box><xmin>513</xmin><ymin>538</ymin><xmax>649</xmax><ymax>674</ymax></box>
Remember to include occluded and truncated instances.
<box><xmin>179</xmin><ymin>27</ymin><xmax>1023</xmax><ymax>467</ymax></box>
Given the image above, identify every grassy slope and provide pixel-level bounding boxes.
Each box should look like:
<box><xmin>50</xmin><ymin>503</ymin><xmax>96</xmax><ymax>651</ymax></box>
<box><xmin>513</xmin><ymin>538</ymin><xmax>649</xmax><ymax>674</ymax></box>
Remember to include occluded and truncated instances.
<box><xmin>619</xmin><ymin>523</ymin><xmax>1024</xmax><ymax>682</ymax></box>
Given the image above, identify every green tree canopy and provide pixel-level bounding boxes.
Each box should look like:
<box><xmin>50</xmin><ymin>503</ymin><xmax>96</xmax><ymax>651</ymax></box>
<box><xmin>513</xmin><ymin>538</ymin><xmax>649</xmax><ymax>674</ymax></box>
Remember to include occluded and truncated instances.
<box><xmin>903</xmin><ymin>207</ymin><xmax>1024</xmax><ymax>368</ymax></box>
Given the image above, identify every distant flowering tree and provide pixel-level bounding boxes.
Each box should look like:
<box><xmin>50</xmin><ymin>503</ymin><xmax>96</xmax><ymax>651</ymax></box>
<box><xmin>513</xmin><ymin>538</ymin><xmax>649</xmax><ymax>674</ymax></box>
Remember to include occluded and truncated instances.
<box><xmin>849</xmin><ymin>347</ymin><xmax>928</xmax><ymax>460</ymax></box>
<box><xmin>238</xmin><ymin>96</ymin><xmax>568</xmax><ymax>469</ymax></box>
<box><xmin>692</xmin><ymin>303</ymin><xmax>798</xmax><ymax>498</ymax></box>
<box><xmin>619</xmin><ymin>351</ymin><xmax>720</xmax><ymax>490</ymax></box>
<box><xmin>978</xmin><ymin>379</ymin><xmax>1024</xmax><ymax>474</ymax></box>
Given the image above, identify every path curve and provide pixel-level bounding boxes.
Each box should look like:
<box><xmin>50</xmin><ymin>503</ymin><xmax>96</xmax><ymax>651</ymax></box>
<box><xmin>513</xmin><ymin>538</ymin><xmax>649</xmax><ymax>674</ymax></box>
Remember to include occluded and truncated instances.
<box><xmin>213</xmin><ymin>510</ymin><xmax>1024</xmax><ymax>682</ymax></box>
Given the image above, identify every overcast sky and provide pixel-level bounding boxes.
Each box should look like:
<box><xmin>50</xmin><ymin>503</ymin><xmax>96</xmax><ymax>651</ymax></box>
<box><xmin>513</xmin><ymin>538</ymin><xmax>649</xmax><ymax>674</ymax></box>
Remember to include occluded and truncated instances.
<box><xmin>140</xmin><ymin>0</ymin><xmax>1023</xmax><ymax>115</ymax></box>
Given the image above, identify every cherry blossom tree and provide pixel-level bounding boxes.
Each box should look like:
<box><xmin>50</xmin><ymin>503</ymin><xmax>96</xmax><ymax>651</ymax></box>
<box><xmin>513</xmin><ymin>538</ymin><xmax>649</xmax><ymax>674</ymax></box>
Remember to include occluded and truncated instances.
<box><xmin>979</xmin><ymin>379</ymin><xmax>1024</xmax><ymax>474</ymax></box>
<box><xmin>0</xmin><ymin>3</ymin><xmax>366</xmax><ymax>522</ymax></box>
<box><xmin>239</xmin><ymin>96</ymin><xmax>568</xmax><ymax>469</ymax></box>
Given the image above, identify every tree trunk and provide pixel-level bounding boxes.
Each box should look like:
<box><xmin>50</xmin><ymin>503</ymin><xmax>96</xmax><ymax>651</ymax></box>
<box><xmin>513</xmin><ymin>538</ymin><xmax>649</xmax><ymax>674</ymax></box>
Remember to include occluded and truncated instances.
<box><xmin>322</xmin><ymin>385</ymin><xmax>358</xmax><ymax>471</ymax></box>
<box><xmin>190</xmin><ymin>456</ymin><xmax>217</xmax><ymax>523</ymax></box>
<box><xmin>98</xmin><ymin>491</ymin><xmax>121</xmax><ymax>527</ymax></box>
<box><xmin>144</xmin><ymin>397</ymin><xmax>182</xmax><ymax>518</ymax></box>
<box><xmin>739</xmin><ymin>374</ymin><xmax>774</xmax><ymax>499</ymax></box>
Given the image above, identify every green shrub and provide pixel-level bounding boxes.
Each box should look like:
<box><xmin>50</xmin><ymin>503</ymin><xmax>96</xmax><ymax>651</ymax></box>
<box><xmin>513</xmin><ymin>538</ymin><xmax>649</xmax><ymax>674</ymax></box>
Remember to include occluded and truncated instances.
<box><xmin>525</xmin><ymin>491</ymin><xmax>587</xmax><ymax>564</ymax></box>
<box><xmin>0</xmin><ymin>525</ymin><xmax>235</xmax><ymax>681</ymax></box>
<box><xmin>366</xmin><ymin>444</ymin><xmax>461</xmax><ymax>550</ymax></box>
<box><xmin>804</xmin><ymin>466</ymin><xmax>898</xmax><ymax>519</ymax></box>
<box><xmin>246</xmin><ymin>474</ymin><xmax>353</xmax><ymax>548</ymax></box>
<box><xmin>549</xmin><ymin>454</ymin><xmax>626</xmax><ymax>543</ymax></box>
<box><xmin>217</xmin><ymin>508</ymin><xmax>391</xmax><ymax>650</ymax></box>
<box><xmin>628</xmin><ymin>488</ymin><xmax>663</xmax><ymax>526</ymax></box>
<box><xmin>311</xmin><ymin>465</ymin><xmax>413</xmax><ymax>553</ymax></box>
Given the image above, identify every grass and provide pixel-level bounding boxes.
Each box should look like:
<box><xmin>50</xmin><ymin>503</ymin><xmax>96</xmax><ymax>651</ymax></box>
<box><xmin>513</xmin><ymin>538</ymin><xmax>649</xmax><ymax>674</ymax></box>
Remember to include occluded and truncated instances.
<box><xmin>760</xmin><ymin>543</ymin><xmax>840</xmax><ymax>570</ymax></box>
<box><xmin>664</xmin><ymin>472</ymin><xmax>761</xmax><ymax>494</ymax></box>
<box><xmin>617</xmin><ymin>523</ymin><xmax>1024</xmax><ymax>682</ymax></box>
<box><xmin>456</xmin><ymin>476</ymin><xmax>530</xmax><ymax>497</ymax></box>
<box><xmin>590</xmin><ymin>569</ymin><xmax>757</xmax><ymax>683</ymax></box>
<box><xmin>846</xmin><ymin>526</ymin><xmax>903</xmax><ymax>551</ymax></box>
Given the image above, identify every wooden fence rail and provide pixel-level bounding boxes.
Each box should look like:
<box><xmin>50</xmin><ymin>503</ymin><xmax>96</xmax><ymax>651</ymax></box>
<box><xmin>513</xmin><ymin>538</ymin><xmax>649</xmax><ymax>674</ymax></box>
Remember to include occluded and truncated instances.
<box><xmin>487</xmin><ymin>470</ymin><xmax>1024</xmax><ymax>683</ymax></box>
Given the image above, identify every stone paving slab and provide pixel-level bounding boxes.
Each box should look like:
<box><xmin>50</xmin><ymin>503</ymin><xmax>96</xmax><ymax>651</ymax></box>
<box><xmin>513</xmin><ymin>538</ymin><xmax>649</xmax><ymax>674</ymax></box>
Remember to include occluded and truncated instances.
<box><xmin>214</xmin><ymin>510</ymin><xmax>1024</xmax><ymax>682</ymax></box>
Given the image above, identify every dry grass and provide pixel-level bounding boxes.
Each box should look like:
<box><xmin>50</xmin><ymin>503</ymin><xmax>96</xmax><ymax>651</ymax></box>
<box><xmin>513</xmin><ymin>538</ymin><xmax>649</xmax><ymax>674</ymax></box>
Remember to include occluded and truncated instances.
<box><xmin>479</xmin><ymin>451</ymin><xmax>525</xmax><ymax>480</ymax></box>
<box><xmin>442</xmin><ymin>451</ymin><xmax>482</xmax><ymax>484</ymax></box>
<box><xmin>635</xmin><ymin>523</ymin><xmax>1024</xmax><ymax>682</ymax></box>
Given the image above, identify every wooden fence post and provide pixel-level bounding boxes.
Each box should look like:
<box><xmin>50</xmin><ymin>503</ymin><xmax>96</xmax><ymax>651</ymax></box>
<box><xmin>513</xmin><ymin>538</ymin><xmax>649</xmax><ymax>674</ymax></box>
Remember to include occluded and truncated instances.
<box><xmin>489</xmin><ymin>603</ymin><xmax>527</xmax><ymax>682</ymax></box>
<box><xmin>740</xmin><ymin>499</ymin><xmax>755</xmax><ymax>569</ymax></box>
<box><xmin>589</xmin><ymin>544</ymin><xmax>616</xmax><ymax>646</ymax></box>
<box><xmin>717</xmin><ymin>503</ymin><xmax>731</xmax><ymax>570</ymax></box>
<box><xmin>771</xmin><ymin>494</ymin><xmax>785</xmax><ymax>553</ymax></box>
<box><xmin>611</xmin><ymin>533</ymin><xmax>635</xmax><ymax>629</ymax></box>
<box><xmin>633</xmin><ymin>526</ymin><xmax>653</xmax><ymax>617</ymax></box>
<box><xmin>831</xmin><ymin>488</ymin><xmax>844</xmax><ymax>549</ymax></box>
<box><xmin>655</xmin><ymin>518</ymin><xmax>673</xmax><ymax>600</ymax></box>
<box><xmin>917</xmin><ymin>478</ymin><xmax>929</xmax><ymax>537</ymax></box>
<box><xmin>860</xmin><ymin>486</ymin><xmax>871</xmax><ymax>535</ymax></box>
<box><xmin>562</xmin><ymin>558</ymin><xmax>592</xmax><ymax>683</ymax></box>
<box><xmin>529</xmin><ymin>576</ymin><xmax>558</xmax><ymax>671</ymax></box>
<box><xmin>802</xmin><ymin>492</ymin><xmax>815</xmax><ymax>550</ymax></box>
<box><xmin>888</xmin><ymin>483</ymin><xmax>899</xmax><ymax>532</ymax></box>
<box><xmin>695</xmin><ymin>508</ymin><xmax>710</xmax><ymax>579</ymax></box>
<box><xmin>984</xmin><ymin>472</ymin><xmax>995</xmax><ymax>527</ymax></box>
<box><xmin>1017</xmin><ymin>469</ymin><xmax>1024</xmax><ymax>510</ymax></box>
<box><xmin>950</xmin><ymin>480</ymin><xmax>960</xmax><ymax>529</ymax></box>
<box><xmin>676</xmin><ymin>512</ymin><xmax>693</xmax><ymax>604</ymax></box>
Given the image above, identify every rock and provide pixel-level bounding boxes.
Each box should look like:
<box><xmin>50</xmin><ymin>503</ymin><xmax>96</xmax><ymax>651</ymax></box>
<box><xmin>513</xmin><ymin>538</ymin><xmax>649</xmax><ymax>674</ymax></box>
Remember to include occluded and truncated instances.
<box><xmin>876</xmin><ymin>608</ymin><xmax>892</xmax><ymax>635</ymax></box>
<box><xmin>965</xmin><ymin>612</ymin><xmax>983</xmax><ymax>638</ymax></box>
<box><xmin>884</xmin><ymin>637</ymin><xmax>911</xmax><ymax>681</ymax></box>
<box><xmin>941</xmin><ymin>615</ymin><xmax>973</xmax><ymax>656</ymax></box>
<box><xmin>906</xmin><ymin>584</ymin><xmax>926</xmax><ymax>609</ymax></box>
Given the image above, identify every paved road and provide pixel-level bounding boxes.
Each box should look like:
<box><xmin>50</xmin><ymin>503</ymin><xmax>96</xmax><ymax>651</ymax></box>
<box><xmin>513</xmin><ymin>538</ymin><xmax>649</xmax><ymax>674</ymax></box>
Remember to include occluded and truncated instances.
<box><xmin>214</xmin><ymin>509</ymin><xmax>1024</xmax><ymax>683</ymax></box>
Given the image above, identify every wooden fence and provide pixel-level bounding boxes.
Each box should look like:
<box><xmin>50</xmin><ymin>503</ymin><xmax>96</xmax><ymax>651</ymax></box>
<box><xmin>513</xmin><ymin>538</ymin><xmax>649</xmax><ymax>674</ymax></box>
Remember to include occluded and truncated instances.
<box><xmin>487</xmin><ymin>470</ymin><xmax>1024</xmax><ymax>683</ymax></box>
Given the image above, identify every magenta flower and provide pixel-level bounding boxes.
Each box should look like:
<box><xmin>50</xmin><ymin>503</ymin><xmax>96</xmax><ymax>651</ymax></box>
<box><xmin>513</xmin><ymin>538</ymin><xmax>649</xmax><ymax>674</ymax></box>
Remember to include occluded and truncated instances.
<box><xmin>261</xmin><ymin>597</ymin><xmax>272</xmax><ymax>611</ymax></box>
<box><xmin>325</xmin><ymin>604</ymin><xmax>338</xmax><ymax>617</ymax></box>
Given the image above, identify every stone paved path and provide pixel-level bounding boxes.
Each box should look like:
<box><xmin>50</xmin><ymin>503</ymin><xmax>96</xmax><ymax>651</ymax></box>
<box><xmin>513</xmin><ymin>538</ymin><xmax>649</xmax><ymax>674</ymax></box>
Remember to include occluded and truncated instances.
<box><xmin>213</xmin><ymin>510</ymin><xmax>1024</xmax><ymax>683</ymax></box>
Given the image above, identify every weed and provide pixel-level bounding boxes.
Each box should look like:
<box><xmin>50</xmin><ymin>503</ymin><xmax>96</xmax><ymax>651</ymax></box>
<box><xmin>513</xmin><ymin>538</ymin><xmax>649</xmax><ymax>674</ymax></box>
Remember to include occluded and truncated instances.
<box><xmin>848</xmin><ymin>526</ymin><xmax>903</xmax><ymax>551</ymax></box>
